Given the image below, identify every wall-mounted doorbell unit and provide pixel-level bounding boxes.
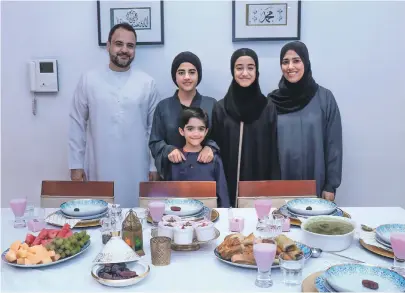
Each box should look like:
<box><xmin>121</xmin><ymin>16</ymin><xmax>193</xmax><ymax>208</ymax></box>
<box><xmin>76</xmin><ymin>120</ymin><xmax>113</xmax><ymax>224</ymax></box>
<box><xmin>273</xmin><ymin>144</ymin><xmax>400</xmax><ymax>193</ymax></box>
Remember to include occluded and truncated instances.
<box><xmin>29</xmin><ymin>59</ymin><xmax>59</xmax><ymax>93</ymax></box>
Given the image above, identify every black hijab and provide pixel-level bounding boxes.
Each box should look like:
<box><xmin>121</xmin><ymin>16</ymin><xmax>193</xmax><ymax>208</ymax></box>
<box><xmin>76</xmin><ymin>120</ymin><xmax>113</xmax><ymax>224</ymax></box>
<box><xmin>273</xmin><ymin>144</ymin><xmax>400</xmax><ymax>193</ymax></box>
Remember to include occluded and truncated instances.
<box><xmin>269</xmin><ymin>41</ymin><xmax>319</xmax><ymax>114</ymax></box>
<box><xmin>224</xmin><ymin>48</ymin><xmax>268</xmax><ymax>124</ymax></box>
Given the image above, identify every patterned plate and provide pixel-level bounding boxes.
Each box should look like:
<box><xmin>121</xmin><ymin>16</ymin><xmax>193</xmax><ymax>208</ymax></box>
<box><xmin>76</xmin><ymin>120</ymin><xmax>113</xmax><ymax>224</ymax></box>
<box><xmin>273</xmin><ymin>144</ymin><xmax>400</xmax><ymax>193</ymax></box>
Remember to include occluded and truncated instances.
<box><xmin>2</xmin><ymin>240</ymin><xmax>90</xmax><ymax>268</ymax></box>
<box><xmin>376</xmin><ymin>224</ymin><xmax>405</xmax><ymax>245</ymax></box>
<box><xmin>315</xmin><ymin>275</ymin><xmax>337</xmax><ymax>292</ymax></box>
<box><xmin>213</xmin><ymin>241</ymin><xmax>312</xmax><ymax>269</ymax></box>
<box><xmin>375</xmin><ymin>234</ymin><xmax>392</xmax><ymax>249</ymax></box>
<box><xmin>164</xmin><ymin>198</ymin><xmax>204</xmax><ymax>216</ymax></box>
<box><xmin>147</xmin><ymin>207</ymin><xmax>219</xmax><ymax>223</ymax></box>
<box><xmin>60</xmin><ymin>199</ymin><xmax>108</xmax><ymax>217</ymax></box>
<box><xmin>324</xmin><ymin>263</ymin><xmax>405</xmax><ymax>292</ymax></box>
<box><xmin>60</xmin><ymin>210</ymin><xmax>108</xmax><ymax>220</ymax></box>
<box><xmin>279</xmin><ymin>204</ymin><xmax>343</xmax><ymax>219</ymax></box>
<box><xmin>287</xmin><ymin>198</ymin><xmax>337</xmax><ymax>216</ymax></box>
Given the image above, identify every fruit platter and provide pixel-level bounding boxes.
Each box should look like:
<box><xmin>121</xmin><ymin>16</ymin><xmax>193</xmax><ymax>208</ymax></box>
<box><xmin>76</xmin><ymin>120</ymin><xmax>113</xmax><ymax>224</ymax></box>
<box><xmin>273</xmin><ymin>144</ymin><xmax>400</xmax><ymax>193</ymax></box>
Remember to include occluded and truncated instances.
<box><xmin>2</xmin><ymin>224</ymin><xmax>91</xmax><ymax>268</ymax></box>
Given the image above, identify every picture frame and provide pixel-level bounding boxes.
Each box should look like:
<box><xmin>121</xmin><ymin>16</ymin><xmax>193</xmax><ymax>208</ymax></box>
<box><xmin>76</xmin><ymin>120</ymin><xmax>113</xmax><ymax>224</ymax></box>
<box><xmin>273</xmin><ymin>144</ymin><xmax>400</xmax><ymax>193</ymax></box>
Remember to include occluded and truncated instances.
<box><xmin>97</xmin><ymin>1</ymin><xmax>164</xmax><ymax>46</ymax></box>
<box><xmin>232</xmin><ymin>0</ymin><xmax>301</xmax><ymax>42</ymax></box>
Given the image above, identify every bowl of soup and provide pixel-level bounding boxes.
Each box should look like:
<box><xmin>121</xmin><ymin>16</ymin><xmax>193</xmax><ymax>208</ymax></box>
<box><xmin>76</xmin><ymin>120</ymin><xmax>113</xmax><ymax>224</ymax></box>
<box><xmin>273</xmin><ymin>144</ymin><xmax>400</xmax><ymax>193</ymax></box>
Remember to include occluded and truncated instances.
<box><xmin>301</xmin><ymin>216</ymin><xmax>356</xmax><ymax>252</ymax></box>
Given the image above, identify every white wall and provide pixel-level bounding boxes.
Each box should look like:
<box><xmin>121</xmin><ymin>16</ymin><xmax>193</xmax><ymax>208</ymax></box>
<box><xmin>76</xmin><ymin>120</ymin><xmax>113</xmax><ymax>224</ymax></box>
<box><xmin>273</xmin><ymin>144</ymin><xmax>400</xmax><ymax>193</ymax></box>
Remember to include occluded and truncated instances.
<box><xmin>2</xmin><ymin>1</ymin><xmax>405</xmax><ymax>208</ymax></box>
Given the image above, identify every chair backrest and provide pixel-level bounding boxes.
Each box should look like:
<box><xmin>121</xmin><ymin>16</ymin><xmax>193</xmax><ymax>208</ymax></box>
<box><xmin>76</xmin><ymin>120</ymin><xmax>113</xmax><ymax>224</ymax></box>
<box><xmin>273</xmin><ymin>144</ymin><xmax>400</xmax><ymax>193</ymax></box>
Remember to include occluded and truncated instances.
<box><xmin>139</xmin><ymin>181</ymin><xmax>217</xmax><ymax>208</ymax></box>
<box><xmin>40</xmin><ymin>180</ymin><xmax>114</xmax><ymax>208</ymax></box>
<box><xmin>237</xmin><ymin>180</ymin><xmax>316</xmax><ymax>208</ymax></box>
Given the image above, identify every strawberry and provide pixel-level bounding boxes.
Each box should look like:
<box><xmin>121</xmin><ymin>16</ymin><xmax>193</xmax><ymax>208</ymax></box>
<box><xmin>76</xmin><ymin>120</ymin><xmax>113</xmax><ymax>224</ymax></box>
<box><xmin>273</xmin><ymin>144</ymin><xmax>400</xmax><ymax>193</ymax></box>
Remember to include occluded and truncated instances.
<box><xmin>25</xmin><ymin>234</ymin><xmax>36</xmax><ymax>246</ymax></box>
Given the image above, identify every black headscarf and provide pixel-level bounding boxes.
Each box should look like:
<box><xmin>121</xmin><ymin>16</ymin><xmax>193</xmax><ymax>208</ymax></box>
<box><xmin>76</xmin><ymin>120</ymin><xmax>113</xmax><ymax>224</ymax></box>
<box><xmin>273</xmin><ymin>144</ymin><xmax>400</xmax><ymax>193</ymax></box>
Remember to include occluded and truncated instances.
<box><xmin>269</xmin><ymin>41</ymin><xmax>319</xmax><ymax>114</ymax></box>
<box><xmin>171</xmin><ymin>51</ymin><xmax>202</xmax><ymax>86</ymax></box>
<box><xmin>224</xmin><ymin>48</ymin><xmax>268</xmax><ymax>123</ymax></box>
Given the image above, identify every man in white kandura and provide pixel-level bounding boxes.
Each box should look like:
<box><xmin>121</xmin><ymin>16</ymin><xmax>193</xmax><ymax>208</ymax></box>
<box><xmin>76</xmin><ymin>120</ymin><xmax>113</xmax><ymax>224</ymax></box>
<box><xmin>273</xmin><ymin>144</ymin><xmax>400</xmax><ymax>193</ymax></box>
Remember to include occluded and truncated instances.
<box><xmin>68</xmin><ymin>23</ymin><xmax>160</xmax><ymax>207</ymax></box>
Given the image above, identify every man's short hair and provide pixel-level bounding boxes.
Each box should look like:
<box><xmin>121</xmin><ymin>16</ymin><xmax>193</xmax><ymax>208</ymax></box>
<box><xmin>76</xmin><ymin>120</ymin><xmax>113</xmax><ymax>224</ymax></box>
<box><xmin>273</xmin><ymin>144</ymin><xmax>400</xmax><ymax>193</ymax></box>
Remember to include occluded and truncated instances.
<box><xmin>108</xmin><ymin>23</ymin><xmax>137</xmax><ymax>43</ymax></box>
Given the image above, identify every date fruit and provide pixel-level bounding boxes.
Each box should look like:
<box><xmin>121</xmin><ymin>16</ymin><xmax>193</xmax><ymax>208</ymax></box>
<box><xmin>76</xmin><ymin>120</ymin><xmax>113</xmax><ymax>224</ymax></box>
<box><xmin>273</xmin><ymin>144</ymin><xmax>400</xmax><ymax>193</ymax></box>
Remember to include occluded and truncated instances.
<box><xmin>170</xmin><ymin>206</ymin><xmax>181</xmax><ymax>211</ymax></box>
<box><xmin>306</xmin><ymin>206</ymin><xmax>312</xmax><ymax>210</ymax></box>
<box><xmin>362</xmin><ymin>280</ymin><xmax>379</xmax><ymax>290</ymax></box>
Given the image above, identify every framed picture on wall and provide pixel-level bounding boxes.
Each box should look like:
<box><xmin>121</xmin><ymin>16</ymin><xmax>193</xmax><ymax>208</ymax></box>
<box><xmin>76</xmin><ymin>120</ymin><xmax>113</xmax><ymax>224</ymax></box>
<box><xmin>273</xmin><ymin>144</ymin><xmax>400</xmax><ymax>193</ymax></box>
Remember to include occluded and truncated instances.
<box><xmin>232</xmin><ymin>0</ymin><xmax>301</xmax><ymax>42</ymax></box>
<box><xmin>97</xmin><ymin>1</ymin><xmax>164</xmax><ymax>46</ymax></box>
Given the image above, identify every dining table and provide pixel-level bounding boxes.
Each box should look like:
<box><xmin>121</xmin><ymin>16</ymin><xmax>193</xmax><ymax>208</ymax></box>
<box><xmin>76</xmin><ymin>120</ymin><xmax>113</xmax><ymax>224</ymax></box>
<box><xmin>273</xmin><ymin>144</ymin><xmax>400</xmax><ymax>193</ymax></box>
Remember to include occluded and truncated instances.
<box><xmin>1</xmin><ymin>206</ymin><xmax>404</xmax><ymax>292</ymax></box>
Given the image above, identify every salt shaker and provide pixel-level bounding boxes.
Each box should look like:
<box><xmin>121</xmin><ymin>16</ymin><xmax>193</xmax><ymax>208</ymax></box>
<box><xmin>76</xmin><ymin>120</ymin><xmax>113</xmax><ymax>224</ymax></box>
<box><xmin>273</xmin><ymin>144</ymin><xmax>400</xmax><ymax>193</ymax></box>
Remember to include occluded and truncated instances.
<box><xmin>282</xmin><ymin>217</ymin><xmax>291</xmax><ymax>232</ymax></box>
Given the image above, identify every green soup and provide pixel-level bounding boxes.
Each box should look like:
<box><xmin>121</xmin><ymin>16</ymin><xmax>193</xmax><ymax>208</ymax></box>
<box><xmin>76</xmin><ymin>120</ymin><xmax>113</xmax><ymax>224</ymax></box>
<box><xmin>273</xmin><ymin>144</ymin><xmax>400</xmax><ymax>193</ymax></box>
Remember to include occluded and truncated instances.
<box><xmin>305</xmin><ymin>220</ymin><xmax>354</xmax><ymax>235</ymax></box>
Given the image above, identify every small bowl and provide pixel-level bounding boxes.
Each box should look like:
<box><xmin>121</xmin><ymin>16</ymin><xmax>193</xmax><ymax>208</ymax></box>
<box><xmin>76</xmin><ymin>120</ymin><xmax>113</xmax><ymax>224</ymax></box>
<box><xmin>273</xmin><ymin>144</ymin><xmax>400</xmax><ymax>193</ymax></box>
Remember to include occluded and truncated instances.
<box><xmin>194</xmin><ymin>221</ymin><xmax>215</xmax><ymax>242</ymax></box>
<box><xmin>157</xmin><ymin>221</ymin><xmax>177</xmax><ymax>239</ymax></box>
<box><xmin>301</xmin><ymin>215</ymin><xmax>356</xmax><ymax>252</ymax></box>
<box><xmin>91</xmin><ymin>261</ymin><xmax>150</xmax><ymax>287</ymax></box>
<box><xmin>173</xmin><ymin>224</ymin><xmax>194</xmax><ymax>245</ymax></box>
<box><xmin>162</xmin><ymin>215</ymin><xmax>182</xmax><ymax>223</ymax></box>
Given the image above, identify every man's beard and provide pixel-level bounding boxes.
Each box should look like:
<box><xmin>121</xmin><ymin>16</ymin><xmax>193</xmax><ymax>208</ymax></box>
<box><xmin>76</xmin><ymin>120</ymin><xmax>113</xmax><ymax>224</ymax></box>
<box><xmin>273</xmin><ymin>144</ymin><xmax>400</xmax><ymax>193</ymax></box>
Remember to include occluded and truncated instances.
<box><xmin>110</xmin><ymin>53</ymin><xmax>134</xmax><ymax>68</ymax></box>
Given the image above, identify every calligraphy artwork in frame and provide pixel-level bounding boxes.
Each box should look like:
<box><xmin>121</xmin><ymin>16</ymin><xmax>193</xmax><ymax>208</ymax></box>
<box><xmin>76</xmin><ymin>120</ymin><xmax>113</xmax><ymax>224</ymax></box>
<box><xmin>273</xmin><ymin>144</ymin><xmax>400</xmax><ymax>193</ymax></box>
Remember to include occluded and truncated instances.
<box><xmin>232</xmin><ymin>0</ymin><xmax>301</xmax><ymax>42</ymax></box>
<box><xmin>97</xmin><ymin>1</ymin><xmax>164</xmax><ymax>46</ymax></box>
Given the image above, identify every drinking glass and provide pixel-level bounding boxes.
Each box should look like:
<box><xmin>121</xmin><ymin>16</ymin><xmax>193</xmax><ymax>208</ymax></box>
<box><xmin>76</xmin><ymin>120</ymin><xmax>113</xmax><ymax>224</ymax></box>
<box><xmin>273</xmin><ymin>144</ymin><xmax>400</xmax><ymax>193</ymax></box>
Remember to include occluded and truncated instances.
<box><xmin>10</xmin><ymin>198</ymin><xmax>27</xmax><ymax>228</ymax></box>
<box><xmin>253</xmin><ymin>238</ymin><xmax>277</xmax><ymax>288</ymax></box>
<box><xmin>254</xmin><ymin>199</ymin><xmax>272</xmax><ymax>220</ymax></box>
<box><xmin>391</xmin><ymin>233</ymin><xmax>405</xmax><ymax>275</ymax></box>
<box><xmin>257</xmin><ymin>214</ymin><xmax>284</xmax><ymax>239</ymax></box>
<box><xmin>279</xmin><ymin>252</ymin><xmax>305</xmax><ymax>285</ymax></box>
<box><xmin>148</xmin><ymin>201</ymin><xmax>165</xmax><ymax>227</ymax></box>
<box><xmin>132</xmin><ymin>207</ymin><xmax>148</xmax><ymax>230</ymax></box>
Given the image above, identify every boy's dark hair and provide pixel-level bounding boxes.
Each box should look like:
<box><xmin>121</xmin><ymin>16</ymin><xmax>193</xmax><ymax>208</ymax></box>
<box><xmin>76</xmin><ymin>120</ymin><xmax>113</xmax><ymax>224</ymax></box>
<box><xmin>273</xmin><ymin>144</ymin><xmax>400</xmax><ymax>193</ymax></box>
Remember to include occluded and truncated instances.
<box><xmin>179</xmin><ymin>107</ymin><xmax>209</xmax><ymax>129</ymax></box>
<box><xmin>108</xmin><ymin>23</ymin><xmax>137</xmax><ymax>43</ymax></box>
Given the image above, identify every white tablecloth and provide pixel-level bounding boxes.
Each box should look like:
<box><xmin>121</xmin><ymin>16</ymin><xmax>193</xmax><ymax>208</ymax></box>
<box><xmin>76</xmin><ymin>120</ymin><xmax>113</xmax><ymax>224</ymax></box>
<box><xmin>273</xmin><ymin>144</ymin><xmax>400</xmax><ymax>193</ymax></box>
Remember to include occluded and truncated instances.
<box><xmin>1</xmin><ymin>207</ymin><xmax>404</xmax><ymax>292</ymax></box>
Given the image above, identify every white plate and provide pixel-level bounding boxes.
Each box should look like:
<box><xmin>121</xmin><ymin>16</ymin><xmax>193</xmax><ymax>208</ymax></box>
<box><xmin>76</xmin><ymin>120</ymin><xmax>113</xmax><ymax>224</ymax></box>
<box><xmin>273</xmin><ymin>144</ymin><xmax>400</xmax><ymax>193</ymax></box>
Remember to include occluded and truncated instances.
<box><xmin>376</xmin><ymin>224</ymin><xmax>405</xmax><ymax>245</ymax></box>
<box><xmin>286</xmin><ymin>198</ymin><xmax>337</xmax><ymax>216</ymax></box>
<box><xmin>325</xmin><ymin>264</ymin><xmax>405</xmax><ymax>292</ymax></box>
<box><xmin>2</xmin><ymin>240</ymin><xmax>91</xmax><ymax>268</ymax></box>
<box><xmin>91</xmin><ymin>261</ymin><xmax>150</xmax><ymax>287</ymax></box>
<box><xmin>60</xmin><ymin>199</ymin><xmax>108</xmax><ymax>217</ymax></box>
<box><xmin>375</xmin><ymin>234</ymin><xmax>392</xmax><ymax>249</ymax></box>
<box><xmin>164</xmin><ymin>198</ymin><xmax>204</xmax><ymax>217</ymax></box>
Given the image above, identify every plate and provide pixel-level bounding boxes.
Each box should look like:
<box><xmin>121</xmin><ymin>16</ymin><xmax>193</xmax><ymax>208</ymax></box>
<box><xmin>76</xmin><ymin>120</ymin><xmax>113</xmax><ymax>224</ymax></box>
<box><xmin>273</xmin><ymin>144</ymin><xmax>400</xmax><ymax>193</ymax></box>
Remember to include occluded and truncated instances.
<box><xmin>2</xmin><ymin>240</ymin><xmax>91</xmax><ymax>268</ymax></box>
<box><xmin>61</xmin><ymin>210</ymin><xmax>108</xmax><ymax>220</ymax></box>
<box><xmin>315</xmin><ymin>275</ymin><xmax>337</xmax><ymax>292</ymax></box>
<box><xmin>359</xmin><ymin>239</ymin><xmax>394</xmax><ymax>259</ymax></box>
<box><xmin>286</xmin><ymin>198</ymin><xmax>337</xmax><ymax>216</ymax></box>
<box><xmin>278</xmin><ymin>204</ymin><xmax>343</xmax><ymax>219</ymax></box>
<box><xmin>147</xmin><ymin>207</ymin><xmax>219</xmax><ymax>224</ymax></box>
<box><xmin>376</xmin><ymin>224</ymin><xmax>405</xmax><ymax>245</ymax></box>
<box><xmin>60</xmin><ymin>199</ymin><xmax>108</xmax><ymax>217</ymax></box>
<box><xmin>375</xmin><ymin>234</ymin><xmax>392</xmax><ymax>249</ymax></box>
<box><xmin>91</xmin><ymin>261</ymin><xmax>150</xmax><ymax>287</ymax></box>
<box><xmin>164</xmin><ymin>198</ymin><xmax>204</xmax><ymax>216</ymax></box>
<box><xmin>324</xmin><ymin>263</ymin><xmax>405</xmax><ymax>292</ymax></box>
<box><xmin>213</xmin><ymin>241</ymin><xmax>312</xmax><ymax>269</ymax></box>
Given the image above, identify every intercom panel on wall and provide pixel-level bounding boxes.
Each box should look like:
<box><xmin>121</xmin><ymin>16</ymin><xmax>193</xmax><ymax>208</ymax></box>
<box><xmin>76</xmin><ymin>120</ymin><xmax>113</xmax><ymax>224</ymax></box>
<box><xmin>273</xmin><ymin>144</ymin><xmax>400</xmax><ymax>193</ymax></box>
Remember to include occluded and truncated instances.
<box><xmin>28</xmin><ymin>59</ymin><xmax>59</xmax><ymax>93</ymax></box>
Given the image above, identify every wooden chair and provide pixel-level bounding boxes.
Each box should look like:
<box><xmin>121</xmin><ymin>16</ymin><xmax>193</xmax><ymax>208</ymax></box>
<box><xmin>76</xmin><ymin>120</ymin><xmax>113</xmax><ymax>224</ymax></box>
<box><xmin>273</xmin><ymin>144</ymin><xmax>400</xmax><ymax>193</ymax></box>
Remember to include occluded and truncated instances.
<box><xmin>139</xmin><ymin>181</ymin><xmax>217</xmax><ymax>208</ymax></box>
<box><xmin>40</xmin><ymin>180</ymin><xmax>115</xmax><ymax>208</ymax></box>
<box><xmin>237</xmin><ymin>180</ymin><xmax>317</xmax><ymax>208</ymax></box>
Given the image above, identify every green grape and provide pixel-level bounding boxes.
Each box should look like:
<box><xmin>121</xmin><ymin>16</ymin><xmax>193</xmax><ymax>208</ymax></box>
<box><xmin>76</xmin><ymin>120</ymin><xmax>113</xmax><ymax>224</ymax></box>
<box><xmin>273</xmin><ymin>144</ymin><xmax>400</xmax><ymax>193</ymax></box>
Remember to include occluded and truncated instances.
<box><xmin>64</xmin><ymin>250</ymin><xmax>71</xmax><ymax>256</ymax></box>
<box><xmin>78</xmin><ymin>241</ymin><xmax>85</xmax><ymax>247</ymax></box>
<box><xmin>60</xmin><ymin>245</ymin><xmax>65</xmax><ymax>250</ymax></box>
<box><xmin>60</xmin><ymin>252</ymin><xmax>66</xmax><ymax>259</ymax></box>
<box><xmin>70</xmin><ymin>238</ymin><xmax>78</xmax><ymax>245</ymax></box>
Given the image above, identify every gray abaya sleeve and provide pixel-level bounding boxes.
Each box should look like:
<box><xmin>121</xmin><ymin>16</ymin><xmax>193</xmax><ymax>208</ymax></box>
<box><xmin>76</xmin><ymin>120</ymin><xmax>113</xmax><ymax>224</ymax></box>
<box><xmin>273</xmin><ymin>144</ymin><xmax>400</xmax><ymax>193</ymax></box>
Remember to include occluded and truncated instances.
<box><xmin>323</xmin><ymin>91</ymin><xmax>343</xmax><ymax>194</ymax></box>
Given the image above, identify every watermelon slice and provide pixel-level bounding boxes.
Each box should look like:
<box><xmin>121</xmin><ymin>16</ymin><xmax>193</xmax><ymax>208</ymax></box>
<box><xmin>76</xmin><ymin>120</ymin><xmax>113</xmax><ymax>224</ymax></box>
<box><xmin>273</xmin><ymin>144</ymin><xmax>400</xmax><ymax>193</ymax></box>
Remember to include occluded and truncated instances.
<box><xmin>32</xmin><ymin>236</ymin><xmax>42</xmax><ymax>246</ymax></box>
<box><xmin>25</xmin><ymin>234</ymin><xmax>36</xmax><ymax>246</ymax></box>
<box><xmin>37</xmin><ymin>229</ymin><xmax>49</xmax><ymax>240</ymax></box>
<box><xmin>41</xmin><ymin>239</ymin><xmax>53</xmax><ymax>246</ymax></box>
<box><xmin>63</xmin><ymin>231</ymin><xmax>73</xmax><ymax>238</ymax></box>
<box><xmin>48</xmin><ymin>230</ymin><xmax>59</xmax><ymax>239</ymax></box>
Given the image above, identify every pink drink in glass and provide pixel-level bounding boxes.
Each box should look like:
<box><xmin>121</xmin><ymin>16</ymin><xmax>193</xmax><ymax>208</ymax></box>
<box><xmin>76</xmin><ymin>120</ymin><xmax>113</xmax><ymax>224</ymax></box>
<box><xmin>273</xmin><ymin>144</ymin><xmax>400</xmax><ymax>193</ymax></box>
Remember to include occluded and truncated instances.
<box><xmin>253</xmin><ymin>242</ymin><xmax>277</xmax><ymax>288</ymax></box>
<box><xmin>254</xmin><ymin>199</ymin><xmax>272</xmax><ymax>220</ymax></box>
<box><xmin>148</xmin><ymin>201</ymin><xmax>165</xmax><ymax>224</ymax></box>
<box><xmin>391</xmin><ymin>233</ymin><xmax>405</xmax><ymax>259</ymax></box>
<box><xmin>10</xmin><ymin>198</ymin><xmax>27</xmax><ymax>217</ymax></box>
<box><xmin>10</xmin><ymin>198</ymin><xmax>27</xmax><ymax>228</ymax></box>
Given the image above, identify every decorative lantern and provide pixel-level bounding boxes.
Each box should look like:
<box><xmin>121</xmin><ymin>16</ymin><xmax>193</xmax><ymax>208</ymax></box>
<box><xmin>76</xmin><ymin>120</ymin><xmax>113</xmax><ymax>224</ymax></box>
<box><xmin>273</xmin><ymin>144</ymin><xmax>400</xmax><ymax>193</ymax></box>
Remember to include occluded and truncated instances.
<box><xmin>121</xmin><ymin>209</ymin><xmax>145</xmax><ymax>256</ymax></box>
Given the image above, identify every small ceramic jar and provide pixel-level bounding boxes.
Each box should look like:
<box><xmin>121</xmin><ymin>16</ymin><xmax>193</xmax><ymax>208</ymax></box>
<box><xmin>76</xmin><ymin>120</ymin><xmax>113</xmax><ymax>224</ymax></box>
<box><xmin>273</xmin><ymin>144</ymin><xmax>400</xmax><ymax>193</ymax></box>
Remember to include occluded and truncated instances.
<box><xmin>157</xmin><ymin>221</ymin><xmax>176</xmax><ymax>239</ymax></box>
<box><xmin>173</xmin><ymin>224</ymin><xmax>194</xmax><ymax>245</ymax></box>
<box><xmin>194</xmin><ymin>221</ymin><xmax>215</xmax><ymax>242</ymax></box>
<box><xmin>229</xmin><ymin>217</ymin><xmax>244</xmax><ymax>232</ymax></box>
<box><xmin>162</xmin><ymin>215</ymin><xmax>182</xmax><ymax>224</ymax></box>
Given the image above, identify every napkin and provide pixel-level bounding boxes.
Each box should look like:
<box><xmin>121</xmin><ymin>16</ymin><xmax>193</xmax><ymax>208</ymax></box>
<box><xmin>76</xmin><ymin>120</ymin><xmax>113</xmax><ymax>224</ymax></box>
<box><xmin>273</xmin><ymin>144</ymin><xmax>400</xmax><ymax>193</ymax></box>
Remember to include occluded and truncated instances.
<box><xmin>45</xmin><ymin>210</ymin><xmax>82</xmax><ymax>228</ymax></box>
<box><xmin>360</xmin><ymin>229</ymin><xmax>393</xmax><ymax>252</ymax></box>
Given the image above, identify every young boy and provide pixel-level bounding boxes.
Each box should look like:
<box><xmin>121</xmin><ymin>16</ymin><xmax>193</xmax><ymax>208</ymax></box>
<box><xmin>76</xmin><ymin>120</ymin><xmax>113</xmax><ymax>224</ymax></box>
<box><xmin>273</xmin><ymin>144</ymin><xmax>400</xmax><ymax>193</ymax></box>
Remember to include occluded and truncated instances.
<box><xmin>166</xmin><ymin>107</ymin><xmax>230</xmax><ymax>208</ymax></box>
